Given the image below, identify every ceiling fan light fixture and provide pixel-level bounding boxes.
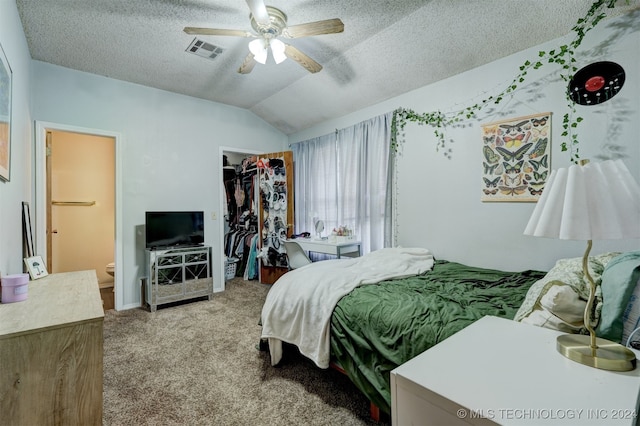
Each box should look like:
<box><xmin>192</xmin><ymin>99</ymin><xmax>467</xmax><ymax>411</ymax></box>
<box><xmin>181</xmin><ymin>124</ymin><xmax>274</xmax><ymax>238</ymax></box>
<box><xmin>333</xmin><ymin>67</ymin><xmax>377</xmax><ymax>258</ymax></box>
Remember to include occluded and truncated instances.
<box><xmin>187</xmin><ymin>2</ymin><xmax>342</xmax><ymax>74</ymax></box>
<box><xmin>248</xmin><ymin>38</ymin><xmax>268</xmax><ymax>64</ymax></box>
<box><xmin>270</xmin><ymin>39</ymin><xmax>287</xmax><ymax>64</ymax></box>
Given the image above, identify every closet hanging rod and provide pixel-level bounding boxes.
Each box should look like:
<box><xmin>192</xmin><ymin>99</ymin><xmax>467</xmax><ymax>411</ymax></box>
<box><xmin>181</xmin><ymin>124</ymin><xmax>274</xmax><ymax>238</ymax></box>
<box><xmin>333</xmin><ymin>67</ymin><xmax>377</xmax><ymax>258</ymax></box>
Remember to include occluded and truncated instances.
<box><xmin>52</xmin><ymin>201</ymin><xmax>96</xmax><ymax>206</ymax></box>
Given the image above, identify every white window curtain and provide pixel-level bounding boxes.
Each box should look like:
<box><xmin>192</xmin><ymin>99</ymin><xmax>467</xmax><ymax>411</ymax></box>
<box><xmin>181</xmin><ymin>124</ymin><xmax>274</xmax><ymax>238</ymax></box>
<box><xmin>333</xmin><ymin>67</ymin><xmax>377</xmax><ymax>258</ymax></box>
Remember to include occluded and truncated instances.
<box><xmin>292</xmin><ymin>112</ymin><xmax>393</xmax><ymax>254</ymax></box>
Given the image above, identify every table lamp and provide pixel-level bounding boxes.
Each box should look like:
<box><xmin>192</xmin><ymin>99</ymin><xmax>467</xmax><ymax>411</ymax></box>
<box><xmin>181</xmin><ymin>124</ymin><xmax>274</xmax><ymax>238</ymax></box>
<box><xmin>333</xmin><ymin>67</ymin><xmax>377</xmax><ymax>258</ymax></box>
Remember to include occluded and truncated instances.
<box><xmin>524</xmin><ymin>159</ymin><xmax>640</xmax><ymax>371</ymax></box>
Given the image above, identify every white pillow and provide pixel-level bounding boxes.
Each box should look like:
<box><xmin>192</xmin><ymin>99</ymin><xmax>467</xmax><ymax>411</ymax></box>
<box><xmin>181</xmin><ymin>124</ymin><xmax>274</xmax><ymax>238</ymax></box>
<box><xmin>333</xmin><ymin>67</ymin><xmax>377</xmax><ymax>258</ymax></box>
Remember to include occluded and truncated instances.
<box><xmin>514</xmin><ymin>252</ymin><xmax>619</xmax><ymax>333</ymax></box>
<box><xmin>521</xmin><ymin>282</ymin><xmax>586</xmax><ymax>332</ymax></box>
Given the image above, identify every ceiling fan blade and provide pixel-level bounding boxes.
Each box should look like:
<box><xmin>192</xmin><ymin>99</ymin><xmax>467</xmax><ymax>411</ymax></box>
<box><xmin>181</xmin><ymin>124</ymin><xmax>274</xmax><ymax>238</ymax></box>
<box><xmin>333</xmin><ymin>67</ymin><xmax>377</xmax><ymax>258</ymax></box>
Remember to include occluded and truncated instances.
<box><xmin>184</xmin><ymin>27</ymin><xmax>253</xmax><ymax>37</ymax></box>
<box><xmin>284</xmin><ymin>44</ymin><xmax>322</xmax><ymax>73</ymax></box>
<box><xmin>238</xmin><ymin>53</ymin><xmax>257</xmax><ymax>74</ymax></box>
<box><xmin>245</xmin><ymin>0</ymin><xmax>270</xmax><ymax>26</ymax></box>
<box><xmin>283</xmin><ymin>18</ymin><xmax>344</xmax><ymax>38</ymax></box>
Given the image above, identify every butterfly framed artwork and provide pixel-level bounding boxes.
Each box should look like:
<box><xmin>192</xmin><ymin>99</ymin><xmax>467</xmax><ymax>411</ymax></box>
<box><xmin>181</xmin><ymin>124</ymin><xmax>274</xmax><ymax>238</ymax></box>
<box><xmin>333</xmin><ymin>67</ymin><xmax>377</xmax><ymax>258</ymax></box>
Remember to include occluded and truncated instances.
<box><xmin>480</xmin><ymin>112</ymin><xmax>551</xmax><ymax>202</ymax></box>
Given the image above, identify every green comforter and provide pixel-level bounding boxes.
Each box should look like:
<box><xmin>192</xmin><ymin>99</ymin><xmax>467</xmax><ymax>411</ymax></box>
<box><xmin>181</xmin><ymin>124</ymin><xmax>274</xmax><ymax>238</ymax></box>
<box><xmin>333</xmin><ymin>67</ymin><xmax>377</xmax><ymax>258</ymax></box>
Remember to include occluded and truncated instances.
<box><xmin>330</xmin><ymin>259</ymin><xmax>545</xmax><ymax>414</ymax></box>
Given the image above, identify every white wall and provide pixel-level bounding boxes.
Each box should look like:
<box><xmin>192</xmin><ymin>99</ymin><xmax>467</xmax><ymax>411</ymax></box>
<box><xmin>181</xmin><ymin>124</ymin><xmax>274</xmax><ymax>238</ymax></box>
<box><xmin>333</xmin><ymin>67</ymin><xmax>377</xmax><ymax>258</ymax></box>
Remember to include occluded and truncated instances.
<box><xmin>0</xmin><ymin>2</ymin><xmax>33</xmax><ymax>278</ymax></box>
<box><xmin>3</xmin><ymin>2</ymin><xmax>638</xmax><ymax>308</ymax></box>
<box><xmin>30</xmin><ymin>61</ymin><xmax>287</xmax><ymax>309</ymax></box>
<box><xmin>290</xmin><ymin>11</ymin><xmax>640</xmax><ymax>272</ymax></box>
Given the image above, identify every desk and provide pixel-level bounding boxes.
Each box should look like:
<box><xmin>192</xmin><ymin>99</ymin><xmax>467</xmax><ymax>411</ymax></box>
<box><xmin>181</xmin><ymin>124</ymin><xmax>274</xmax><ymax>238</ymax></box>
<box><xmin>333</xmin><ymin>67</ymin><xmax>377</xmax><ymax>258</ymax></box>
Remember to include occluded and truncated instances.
<box><xmin>390</xmin><ymin>316</ymin><xmax>640</xmax><ymax>425</ymax></box>
<box><xmin>290</xmin><ymin>238</ymin><xmax>361</xmax><ymax>258</ymax></box>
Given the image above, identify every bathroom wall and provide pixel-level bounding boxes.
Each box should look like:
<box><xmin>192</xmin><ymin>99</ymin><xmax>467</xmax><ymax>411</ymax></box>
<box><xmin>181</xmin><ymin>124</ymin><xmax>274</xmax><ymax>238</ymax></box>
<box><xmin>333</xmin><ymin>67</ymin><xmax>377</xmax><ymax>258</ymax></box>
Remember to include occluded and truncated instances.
<box><xmin>50</xmin><ymin>130</ymin><xmax>115</xmax><ymax>286</ymax></box>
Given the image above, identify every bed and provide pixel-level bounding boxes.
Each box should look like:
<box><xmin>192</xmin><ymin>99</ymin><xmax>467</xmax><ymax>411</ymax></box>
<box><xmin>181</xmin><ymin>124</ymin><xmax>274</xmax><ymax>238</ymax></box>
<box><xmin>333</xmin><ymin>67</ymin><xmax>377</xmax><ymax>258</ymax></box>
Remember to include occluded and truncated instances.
<box><xmin>261</xmin><ymin>248</ymin><xmax>640</xmax><ymax>417</ymax></box>
<box><xmin>329</xmin><ymin>258</ymin><xmax>545</xmax><ymax>414</ymax></box>
<box><xmin>260</xmin><ymin>247</ymin><xmax>546</xmax><ymax>415</ymax></box>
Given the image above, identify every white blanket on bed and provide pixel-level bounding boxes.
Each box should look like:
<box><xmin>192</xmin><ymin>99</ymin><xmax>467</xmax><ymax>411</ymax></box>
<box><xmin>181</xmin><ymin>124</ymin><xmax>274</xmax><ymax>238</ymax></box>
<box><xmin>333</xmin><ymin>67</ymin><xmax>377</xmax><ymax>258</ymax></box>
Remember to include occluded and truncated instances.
<box><xmin>260</xmin><ymin>247</ymin><xmax>434</xmax><ymax>368</ymax></box>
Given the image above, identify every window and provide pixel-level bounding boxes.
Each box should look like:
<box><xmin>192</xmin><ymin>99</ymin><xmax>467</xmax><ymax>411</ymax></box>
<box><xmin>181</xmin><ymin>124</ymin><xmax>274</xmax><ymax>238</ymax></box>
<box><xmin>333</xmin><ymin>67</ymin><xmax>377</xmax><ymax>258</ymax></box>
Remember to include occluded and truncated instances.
<box><xmin>292</xmin><ymin>112</ymin><xmax>393</xmax><ymax>254</ymax></box>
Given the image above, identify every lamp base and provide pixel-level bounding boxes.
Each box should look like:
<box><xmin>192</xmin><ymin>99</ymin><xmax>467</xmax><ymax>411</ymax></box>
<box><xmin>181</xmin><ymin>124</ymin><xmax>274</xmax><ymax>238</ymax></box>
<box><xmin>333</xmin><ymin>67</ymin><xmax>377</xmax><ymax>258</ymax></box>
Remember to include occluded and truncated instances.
<box><xmin>557</xmin><ymin>334</ymin><xmax>637</xmax><ymax>371</ymax></box>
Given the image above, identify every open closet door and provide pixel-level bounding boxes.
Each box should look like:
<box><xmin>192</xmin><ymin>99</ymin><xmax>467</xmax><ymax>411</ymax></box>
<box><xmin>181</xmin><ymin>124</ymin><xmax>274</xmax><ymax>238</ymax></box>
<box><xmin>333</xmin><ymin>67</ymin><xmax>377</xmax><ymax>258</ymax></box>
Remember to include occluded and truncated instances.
<box><xmin>257</xmin><ymin>151</ymin><xmax>294</xmax><ymax>284</ymax></box>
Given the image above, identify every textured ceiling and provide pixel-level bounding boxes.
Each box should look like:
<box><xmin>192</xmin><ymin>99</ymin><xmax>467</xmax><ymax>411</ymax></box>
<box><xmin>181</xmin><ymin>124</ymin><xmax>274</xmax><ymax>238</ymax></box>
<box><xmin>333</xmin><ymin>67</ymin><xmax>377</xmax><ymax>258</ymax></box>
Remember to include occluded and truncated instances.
<box><xmin>15</xmin><ymin>0</ymin><xmax>639</xmax><ymax>135</ymax></box>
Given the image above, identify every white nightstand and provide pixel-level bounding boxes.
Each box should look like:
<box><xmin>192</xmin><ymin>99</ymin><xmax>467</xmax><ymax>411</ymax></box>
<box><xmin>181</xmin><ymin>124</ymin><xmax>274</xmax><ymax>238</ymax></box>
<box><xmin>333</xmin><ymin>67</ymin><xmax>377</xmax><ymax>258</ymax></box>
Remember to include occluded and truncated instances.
<box><xmin>390</xmin><ymin>316</ymin><xmax>640</xmax><ymax>425</ymax></box>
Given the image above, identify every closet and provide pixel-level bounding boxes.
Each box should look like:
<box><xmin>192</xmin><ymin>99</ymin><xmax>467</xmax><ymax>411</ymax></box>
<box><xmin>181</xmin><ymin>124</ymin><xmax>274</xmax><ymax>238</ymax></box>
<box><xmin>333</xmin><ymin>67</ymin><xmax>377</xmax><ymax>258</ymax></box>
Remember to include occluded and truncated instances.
<box><xmin>222</xmin><ymin>151</ymin><xmax>294</xmax><ymax>285</ymax></box>
<box><xmin>223</xmin><ymin>154</ymin><xmax>260</xmax><ymax>280</ymax></box>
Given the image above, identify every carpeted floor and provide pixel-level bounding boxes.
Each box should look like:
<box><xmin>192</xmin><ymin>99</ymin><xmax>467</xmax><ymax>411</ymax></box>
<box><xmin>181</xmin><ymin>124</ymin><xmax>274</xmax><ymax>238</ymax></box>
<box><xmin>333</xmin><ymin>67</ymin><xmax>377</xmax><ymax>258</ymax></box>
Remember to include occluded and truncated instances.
<box><xmin>103</xmin><ymin>277</ymin><xmax>389</xmax><ymax>425</ymax></box>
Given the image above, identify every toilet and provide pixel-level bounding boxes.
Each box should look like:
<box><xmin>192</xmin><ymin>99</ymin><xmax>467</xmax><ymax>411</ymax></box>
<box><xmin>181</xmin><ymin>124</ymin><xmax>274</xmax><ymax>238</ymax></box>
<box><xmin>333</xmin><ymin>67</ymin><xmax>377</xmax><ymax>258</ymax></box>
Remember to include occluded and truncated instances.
<box><xmin>102</xmin><ymin>263</ymin><xmax>116</xmax><ymax>310</ymax></box>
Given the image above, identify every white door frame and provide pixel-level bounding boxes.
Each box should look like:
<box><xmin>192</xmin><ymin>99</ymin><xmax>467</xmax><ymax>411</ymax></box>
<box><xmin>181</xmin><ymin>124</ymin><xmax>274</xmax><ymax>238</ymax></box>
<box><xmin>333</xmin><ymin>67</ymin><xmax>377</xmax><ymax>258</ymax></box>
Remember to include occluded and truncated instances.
<box><xmin>218</xmin><ymin>146</ymin><xmax>262</xmax><ymax>291</ymax></box>
<box><xmin>35</xmin><ymin>121</ymin><xmax>124</xmax><ymax>310</ymax></box>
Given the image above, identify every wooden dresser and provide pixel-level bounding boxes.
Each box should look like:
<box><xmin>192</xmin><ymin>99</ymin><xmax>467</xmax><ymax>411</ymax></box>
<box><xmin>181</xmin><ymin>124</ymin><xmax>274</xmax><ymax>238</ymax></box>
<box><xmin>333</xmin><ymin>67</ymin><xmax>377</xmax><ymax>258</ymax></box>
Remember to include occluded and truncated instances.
<box><xmin>0</xmin><ymin>270</ymin><xmax>104</xmax><ymax>425</ymax></box>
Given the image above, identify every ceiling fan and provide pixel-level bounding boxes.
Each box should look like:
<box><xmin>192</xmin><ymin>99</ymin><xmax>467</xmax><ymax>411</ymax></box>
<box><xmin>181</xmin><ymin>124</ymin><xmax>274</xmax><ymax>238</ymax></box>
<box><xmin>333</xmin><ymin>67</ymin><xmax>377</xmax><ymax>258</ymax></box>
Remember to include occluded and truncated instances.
<box><xmin>184</xmin><ymin>0</ymin><xmax>344</xmax><ymax>74</ymax></box>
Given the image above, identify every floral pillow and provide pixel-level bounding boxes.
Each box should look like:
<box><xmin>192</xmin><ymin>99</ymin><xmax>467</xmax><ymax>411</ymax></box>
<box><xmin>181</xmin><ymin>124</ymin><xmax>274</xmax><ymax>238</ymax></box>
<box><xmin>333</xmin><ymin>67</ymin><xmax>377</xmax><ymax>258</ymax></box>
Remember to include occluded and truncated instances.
<box><xmin>514</xmin><ymin>252</ymin><xmax>619</xmax><ymax>333</ymax></box>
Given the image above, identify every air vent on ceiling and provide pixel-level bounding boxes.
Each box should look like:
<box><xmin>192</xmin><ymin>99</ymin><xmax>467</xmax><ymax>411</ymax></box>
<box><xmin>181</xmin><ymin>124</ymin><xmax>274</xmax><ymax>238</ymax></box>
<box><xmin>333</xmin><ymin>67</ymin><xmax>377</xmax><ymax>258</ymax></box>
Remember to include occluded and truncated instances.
<box><xmin>186</xmin><ymin>38</ymin><xmax>225</xmax><ymax>60</ymax></box>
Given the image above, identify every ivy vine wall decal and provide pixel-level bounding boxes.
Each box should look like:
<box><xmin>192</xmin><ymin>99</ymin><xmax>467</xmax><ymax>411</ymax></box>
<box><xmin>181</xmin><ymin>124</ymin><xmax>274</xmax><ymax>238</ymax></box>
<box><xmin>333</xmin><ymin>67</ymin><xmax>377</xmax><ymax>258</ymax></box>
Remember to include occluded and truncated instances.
<box><xmin>390</xmin><ymin>0</ymin><xmax>627</xmax><ymax>164</ymax></box>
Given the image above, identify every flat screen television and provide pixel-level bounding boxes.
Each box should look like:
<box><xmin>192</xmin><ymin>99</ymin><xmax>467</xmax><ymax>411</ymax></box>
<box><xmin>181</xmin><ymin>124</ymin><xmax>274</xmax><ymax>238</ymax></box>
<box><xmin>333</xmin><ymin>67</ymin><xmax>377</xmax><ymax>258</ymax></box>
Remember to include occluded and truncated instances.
<box><xmin>145</xmin><ymin>211</ymin><xmax>204</xmax><ymax>250</ymax></box>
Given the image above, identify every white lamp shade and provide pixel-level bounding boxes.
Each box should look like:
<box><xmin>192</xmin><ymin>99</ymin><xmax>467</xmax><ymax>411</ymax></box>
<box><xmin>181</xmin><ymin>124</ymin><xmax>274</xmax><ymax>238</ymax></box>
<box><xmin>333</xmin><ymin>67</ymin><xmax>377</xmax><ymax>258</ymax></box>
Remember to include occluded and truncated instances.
<box><xmin>270</xmin><ymin>39</ymin><xmax>287</xmax><ymax>64</ymax></box>
<box><xmin>249</xmin><ymin>39</ymin><xmax>267</xmax><ymax>64</ymax></box>
<box><xmin>524</xmin><ymin>159</ymin><xmax>640</xmax><ymax>240</ymax></box>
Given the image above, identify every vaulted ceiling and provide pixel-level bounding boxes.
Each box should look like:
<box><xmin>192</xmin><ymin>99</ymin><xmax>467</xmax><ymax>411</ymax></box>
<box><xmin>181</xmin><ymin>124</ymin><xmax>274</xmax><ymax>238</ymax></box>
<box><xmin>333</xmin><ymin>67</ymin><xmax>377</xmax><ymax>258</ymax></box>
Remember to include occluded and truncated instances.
<box><xmin>16</xmin><ymin>0</ymin><xmax>639</xmax><ymax>134</ymax></box>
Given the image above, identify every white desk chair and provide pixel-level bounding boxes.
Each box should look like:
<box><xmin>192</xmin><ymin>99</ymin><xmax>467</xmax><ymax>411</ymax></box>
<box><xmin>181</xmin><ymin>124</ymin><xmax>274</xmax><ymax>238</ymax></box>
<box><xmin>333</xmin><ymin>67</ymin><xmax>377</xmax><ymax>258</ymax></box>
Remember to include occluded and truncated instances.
<box><xmin>282</xmin><ymin>240</ymin><xmax>312</xmax><ymax>269</ymax></box>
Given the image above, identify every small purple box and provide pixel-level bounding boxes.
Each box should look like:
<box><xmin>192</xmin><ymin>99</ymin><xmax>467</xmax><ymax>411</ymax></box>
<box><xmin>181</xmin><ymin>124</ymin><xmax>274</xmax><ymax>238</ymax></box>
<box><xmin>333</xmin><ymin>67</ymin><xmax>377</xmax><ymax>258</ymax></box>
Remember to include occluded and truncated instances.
<box><xmin>1</xmin><ymin>273</ymin><xmax>30</xmax><ymax>303</ymax></box>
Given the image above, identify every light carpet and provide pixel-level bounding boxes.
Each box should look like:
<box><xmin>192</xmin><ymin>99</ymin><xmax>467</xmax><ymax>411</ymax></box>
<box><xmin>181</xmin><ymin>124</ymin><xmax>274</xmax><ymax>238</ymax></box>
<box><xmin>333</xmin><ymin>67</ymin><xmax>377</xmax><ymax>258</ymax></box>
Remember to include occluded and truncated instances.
<box><xmin>103</xmin><ymin>277</ymin><xmax>388</xmax><ymax>425</ymax></box>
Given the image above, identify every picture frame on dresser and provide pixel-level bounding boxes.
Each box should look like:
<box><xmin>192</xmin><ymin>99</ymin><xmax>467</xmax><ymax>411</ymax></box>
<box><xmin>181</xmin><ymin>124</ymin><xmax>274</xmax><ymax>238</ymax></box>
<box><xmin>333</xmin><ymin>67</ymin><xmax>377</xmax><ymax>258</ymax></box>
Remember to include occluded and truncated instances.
<box><xmin>22</xmin><ymin>202</ymin><xmax>35</xmax><ymax>258</ymax></box>
<box><xmin>0</xmin><ymin>41</ymin><xmax>12</xmax><ymax>182</ymax></box>
<box><xmin>24</xmin><ymin>255</ymin><xmax>48</xmax><ymax>280</ymax></box>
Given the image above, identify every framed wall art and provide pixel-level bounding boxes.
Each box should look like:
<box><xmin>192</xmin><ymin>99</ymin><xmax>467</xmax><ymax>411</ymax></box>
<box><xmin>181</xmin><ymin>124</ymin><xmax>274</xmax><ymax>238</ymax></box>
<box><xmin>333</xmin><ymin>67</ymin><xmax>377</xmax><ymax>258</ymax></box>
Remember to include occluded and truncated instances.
<box><xmin>24</xmin><ymin>255</ymin><xmax>48</xmax><ymax>280</ymax></box>
<box><xmin>481</xmin><ymin>112</ymin><xmax>551</xmax><ymax>202</ymax></box>
<box><xmin>0</xmin><ymin>41</ymin><xmax>12</xmax><ymax>182</ymax></box>
<box><xmin>22</xmin><ymin>202</ymin><xmax>35</xmax><ymax>259</ymax></box>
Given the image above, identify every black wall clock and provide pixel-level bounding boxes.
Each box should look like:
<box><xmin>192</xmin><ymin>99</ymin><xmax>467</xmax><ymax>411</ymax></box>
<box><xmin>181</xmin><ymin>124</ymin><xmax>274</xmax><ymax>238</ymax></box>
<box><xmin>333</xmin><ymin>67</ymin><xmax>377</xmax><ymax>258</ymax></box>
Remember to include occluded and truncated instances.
<box><xmin>568</xmin><ymin>61</ymin><xmax>625</xmax><ymax>106</ymax></box>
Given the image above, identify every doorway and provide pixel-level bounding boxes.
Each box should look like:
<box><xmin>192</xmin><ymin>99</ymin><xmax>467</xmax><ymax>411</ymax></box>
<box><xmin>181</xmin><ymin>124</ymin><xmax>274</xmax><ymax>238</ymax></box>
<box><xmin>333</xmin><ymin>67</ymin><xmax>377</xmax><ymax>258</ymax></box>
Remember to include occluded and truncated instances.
<box><xmin>218</xmin><ymin>146</ymin><xmax>261</xmax><ymax>291</ymax></box>
<box><xmin>218</xmin><ymin>147</ymin><xmax>294</xmax><ymax>288</ymax></box>
<box><xmin>35</xmin><ymin>121</ymin><xmax>123</xmax><ymax>310</ymax></box>
<box><xmin>47</xmin><ymin>130</ymin><xmax>115</xmax><ymax>308</ymax></box>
